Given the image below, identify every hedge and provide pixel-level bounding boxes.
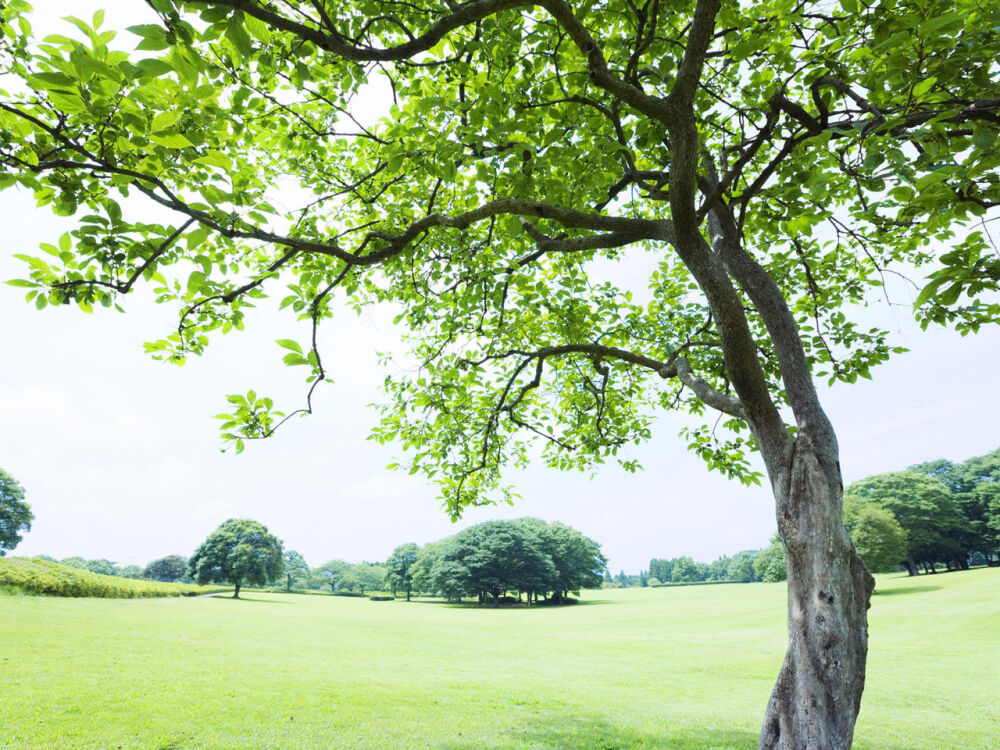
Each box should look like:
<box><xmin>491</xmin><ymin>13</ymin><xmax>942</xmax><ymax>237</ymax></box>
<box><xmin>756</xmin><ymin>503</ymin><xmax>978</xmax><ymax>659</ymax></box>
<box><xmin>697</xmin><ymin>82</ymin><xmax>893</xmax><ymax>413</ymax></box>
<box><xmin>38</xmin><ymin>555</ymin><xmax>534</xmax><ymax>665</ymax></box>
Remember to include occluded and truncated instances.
<box><xmin>0</xmin><ymin>557</ymin><xmax>229</xmax><ymax>598</ymax></box>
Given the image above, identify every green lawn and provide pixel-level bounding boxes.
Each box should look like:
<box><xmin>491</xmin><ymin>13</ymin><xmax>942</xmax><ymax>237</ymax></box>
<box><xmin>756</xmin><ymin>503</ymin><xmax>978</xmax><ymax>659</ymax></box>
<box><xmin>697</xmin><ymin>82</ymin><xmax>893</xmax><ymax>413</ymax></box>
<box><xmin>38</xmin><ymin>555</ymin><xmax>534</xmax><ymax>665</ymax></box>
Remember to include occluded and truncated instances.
<box><xmin>1</xmin><ymin>568</ymin><xmax>996</xmax><ymax>749</ymax></box>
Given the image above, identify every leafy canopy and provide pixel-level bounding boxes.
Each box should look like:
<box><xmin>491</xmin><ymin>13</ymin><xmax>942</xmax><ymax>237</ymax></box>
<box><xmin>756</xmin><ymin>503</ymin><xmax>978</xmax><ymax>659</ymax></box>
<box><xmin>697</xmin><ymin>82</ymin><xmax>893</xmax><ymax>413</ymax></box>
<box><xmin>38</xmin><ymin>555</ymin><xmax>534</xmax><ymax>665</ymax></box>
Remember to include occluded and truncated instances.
<box><xmin>1</xmin><ymin>0</ymin><xmax>998</xmax><ymax>515</ymax></box>
<box><xmin>0</xmin><ymin>468</ymin><xmax>32</xmax><ymax>555</ymax></box>
<box><xmin>188</xmin><ymin>518</ymin><xmax>284</xmax><ymax>591</ymax></box>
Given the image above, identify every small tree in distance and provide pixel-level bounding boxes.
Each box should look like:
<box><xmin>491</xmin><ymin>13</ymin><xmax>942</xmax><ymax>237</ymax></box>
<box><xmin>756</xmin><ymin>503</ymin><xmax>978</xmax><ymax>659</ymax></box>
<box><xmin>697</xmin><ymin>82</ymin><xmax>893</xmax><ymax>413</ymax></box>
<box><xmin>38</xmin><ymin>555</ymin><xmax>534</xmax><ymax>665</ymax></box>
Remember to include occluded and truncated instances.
<box><xmin>188</xmin><ymin>519</ymin><xmax>283</xmax><ymax>598</ymax></box>
<box><xmin>283</xmin><ymin>550</ymin><xmax>310</xmax><ymax>592</ymax></box>
<box><xmin>143</xmin><ymin>554</ymin><xmax>189</xmax><ymax>582</ymax></box>
<box><xmin>0</xmin><ymin>468</ymin><xmax>32</xmax><ymax>556</ymax></box>
<box><xmin>385</xmin><ymin>543</ymin><xmax>419</xmax><ymax>601</ymax></box>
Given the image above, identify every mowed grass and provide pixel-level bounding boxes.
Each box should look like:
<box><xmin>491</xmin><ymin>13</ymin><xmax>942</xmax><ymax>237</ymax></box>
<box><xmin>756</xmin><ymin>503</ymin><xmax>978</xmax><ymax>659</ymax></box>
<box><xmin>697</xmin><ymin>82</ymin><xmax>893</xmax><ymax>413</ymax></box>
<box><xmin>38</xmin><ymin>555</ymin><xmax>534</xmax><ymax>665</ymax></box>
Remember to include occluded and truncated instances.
<box><xmin>1</xmin><ymin>569</ymin><xmax>997</xmax><ymax>750</ymax></box>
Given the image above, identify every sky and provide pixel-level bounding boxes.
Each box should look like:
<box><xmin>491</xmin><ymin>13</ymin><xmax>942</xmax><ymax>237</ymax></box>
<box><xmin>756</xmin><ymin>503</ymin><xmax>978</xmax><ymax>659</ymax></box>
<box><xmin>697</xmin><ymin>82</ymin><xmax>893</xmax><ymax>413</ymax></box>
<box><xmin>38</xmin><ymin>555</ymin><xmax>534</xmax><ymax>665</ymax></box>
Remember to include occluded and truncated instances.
<box><xmin>2</xmin><ymin>2</ymin><xmax>999</xmax><ymax>574</ymax></box>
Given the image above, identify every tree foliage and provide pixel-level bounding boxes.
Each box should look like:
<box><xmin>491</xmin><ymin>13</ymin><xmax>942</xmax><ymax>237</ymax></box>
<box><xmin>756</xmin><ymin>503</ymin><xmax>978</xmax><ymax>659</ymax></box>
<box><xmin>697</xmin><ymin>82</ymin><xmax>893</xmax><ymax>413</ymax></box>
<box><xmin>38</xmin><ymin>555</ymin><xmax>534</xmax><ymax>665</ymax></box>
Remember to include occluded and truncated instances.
<box><xmin>283</xmin><ymin>549</ymin><xmax>310</xmax><ymax>591</ymax></box>
<box><xmin>754</xmin><ymin>535</ymin><xmax>787</xmax><ymax>583</ymax></box>
<box><xmin>3</xmin><ymin>0</ymin><xmax>999</xmax><ymax>745</ymax></box>
<box><xmin>310</xmin><ymin>558</ymin><xmax>350</xmax><ymax>592</ymax></box>
<box><xmin>188</xmin><ymin>518</ymin><xmax>284</xmax><ymax>597</ymax></box>
<box><xmin>385</xmin><ymin>542</ymin><xmax>419</xmax><ymax>600</ymax></box>
<box><xmin>337</xmin><ymin>562</ymin><xmax>386</xmax><ymax>595</ymax></box>
<box><xmin>846</xmin><ymin>471</ymin><xmax>968</xmax><ymax>574</ymax></box>
<box><xmin>842</xmin><ymin>497</ymin><xmax>908</xmax><ymax>573</ymax></box>
<box><xmin>143</xmin><ymin>554</ymin><xmax>190</xmax><ymax>582</ymax></box>
<box><xmin>0</xmin><ymin>468</ymin><xmax>32</xmax><ymax>555</ymax></box>
<box><xmin>416</xmin><ymin>518</ymin><xmax>604</xmax><ymax>604</ymax></box>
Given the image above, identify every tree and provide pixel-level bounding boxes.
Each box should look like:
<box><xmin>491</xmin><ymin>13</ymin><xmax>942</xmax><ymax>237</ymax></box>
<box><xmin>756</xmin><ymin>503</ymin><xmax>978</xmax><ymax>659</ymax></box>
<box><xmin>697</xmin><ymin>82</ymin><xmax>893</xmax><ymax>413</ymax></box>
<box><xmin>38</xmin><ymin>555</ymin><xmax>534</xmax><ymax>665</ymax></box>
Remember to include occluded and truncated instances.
<box><xmin>283</xmin><ymin>550</ymin><xmax>310</xmax><ymax>591</ymax></box>
<box><xmin>385</xmin><ymin>543</ymin><xmax>419</xmax><ymax>601</ymax></box>
<box><xmin>725</xmin><ymin>550</ymin><xmax>759</xmax><ymax>583</ymax></box>
<box><xmin>0</xmin><ymin>468</ymin><xmax>32</xmax><ymax>555</ymax></box>
<box><xmin>143</xmin><ymin>554</ymin><xmax>189</xmax><ymax>582</ymax></box>
<box><xmin>311</xmin><ymin>559</ymin><xmax>350</xmax><ymax>593</ymax></box>
<box><xmin>188</xmin><ymin>519</ymin><xmax>283</xmax><ymax>598</ymax></box>
<box><xmin>3</xmin><ymin>2</ymin><xmax>999</xmax><ymax>746</ymax></box>
<box><xmin>670</xmin><ymin>556</ymin><xmax>700</xmax><ymax>583</ymax></box>
<box><xmin>842</xmin><ymin>497</ymin><xmax>908</xmax><ymax>574</ymax></box>
<box><xmin>912</xmin><ymin>448</ymin><xmax>1000</xmax><ymax>563</ymax></box>
<box><xmin>515</xmin><ymin>518</ymin><xmax>606</xmax><ymax>602</ymax></box>
<box><xmin>846</xmin><ymin>472</ymin><xmax>968</xmax><ymax>575</ymax></box>
<box><xmin>338</xmin><ymin>562</ymin><xmax>386</xmax><ymax>596</ymax></box>
<box><xmin>754</xmin><ymin>535</ymin><xmax>787</xmax><ymax>583</ymax></box>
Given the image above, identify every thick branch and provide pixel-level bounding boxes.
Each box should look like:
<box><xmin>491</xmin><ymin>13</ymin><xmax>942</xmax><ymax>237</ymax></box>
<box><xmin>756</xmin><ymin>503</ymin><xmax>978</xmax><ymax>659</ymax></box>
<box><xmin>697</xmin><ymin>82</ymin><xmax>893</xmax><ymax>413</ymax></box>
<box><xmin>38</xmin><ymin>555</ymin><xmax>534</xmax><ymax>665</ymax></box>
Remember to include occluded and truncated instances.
<box><xmin>469</xmin><ymin>343</ymin><xmax>746</xmax><ymax>419</ymax></box>
<box><xmin>184</xmin><ymin>0</ymin><xmax>535</xmax><ymax>61</ymax></box>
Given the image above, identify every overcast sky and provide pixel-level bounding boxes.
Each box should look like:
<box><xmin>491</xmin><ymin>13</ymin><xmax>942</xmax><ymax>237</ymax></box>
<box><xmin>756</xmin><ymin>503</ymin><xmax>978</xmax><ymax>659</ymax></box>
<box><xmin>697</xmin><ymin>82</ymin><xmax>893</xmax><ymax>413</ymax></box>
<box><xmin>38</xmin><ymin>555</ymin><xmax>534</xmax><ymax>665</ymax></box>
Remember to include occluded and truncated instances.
<box><xmin>2</xmin><ymin>2</ymin><xmax>999</xmax><ymax>574</ymax></box>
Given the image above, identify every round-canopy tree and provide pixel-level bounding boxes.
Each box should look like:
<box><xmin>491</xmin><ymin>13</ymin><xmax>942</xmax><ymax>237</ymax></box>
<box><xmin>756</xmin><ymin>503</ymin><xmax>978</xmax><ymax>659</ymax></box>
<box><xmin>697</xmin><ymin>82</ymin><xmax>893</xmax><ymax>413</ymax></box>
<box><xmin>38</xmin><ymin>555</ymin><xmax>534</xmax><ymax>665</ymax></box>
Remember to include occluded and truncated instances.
<box><xmin>385</xmin><ymin>542</ymin><xmax>419</xmax><ymax>600</ymax></box>
<box><xmin>0</xmin><ymin>468</ymin><xmax>32</xmax><ymax>556</ymax></box>
<box><xmin>2</xmin><ymin>1</ymin><xmax>999</xmax><ymax>747</ymax></box>
<box><xmin>143</xmin><ymin>554</ymin><xmax>190</xmax><ymax>582</ymax></box>
<box><xmin>188</xmin><ymin>518</ymin><xmax>284</xmax><ymax>598</ymax></box>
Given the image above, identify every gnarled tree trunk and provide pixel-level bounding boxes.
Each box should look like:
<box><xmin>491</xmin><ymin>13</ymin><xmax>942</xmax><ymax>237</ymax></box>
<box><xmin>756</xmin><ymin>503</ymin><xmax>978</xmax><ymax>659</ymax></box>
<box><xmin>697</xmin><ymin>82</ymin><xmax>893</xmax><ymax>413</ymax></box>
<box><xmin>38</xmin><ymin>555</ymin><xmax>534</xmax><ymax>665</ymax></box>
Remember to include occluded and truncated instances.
<box><xmin>759</xmin><ymin>432</ymin><xmax>875</xmax><ymax>750</ymax></box>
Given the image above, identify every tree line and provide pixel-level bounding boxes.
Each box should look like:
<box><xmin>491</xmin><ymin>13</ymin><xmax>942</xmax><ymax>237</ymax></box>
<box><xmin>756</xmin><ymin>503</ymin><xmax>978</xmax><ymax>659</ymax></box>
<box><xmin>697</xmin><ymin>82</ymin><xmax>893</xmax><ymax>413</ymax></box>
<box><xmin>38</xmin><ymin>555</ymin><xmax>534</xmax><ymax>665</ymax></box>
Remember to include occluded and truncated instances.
<box><xmin>82</xmin><ymin>517</ymin><xmax>605</xmax><ymax>604</ymax></box>
<box><xmin>641</xmin><ymin>446</ymin><xmax>1000</xmax><ymax>584</ymax></box>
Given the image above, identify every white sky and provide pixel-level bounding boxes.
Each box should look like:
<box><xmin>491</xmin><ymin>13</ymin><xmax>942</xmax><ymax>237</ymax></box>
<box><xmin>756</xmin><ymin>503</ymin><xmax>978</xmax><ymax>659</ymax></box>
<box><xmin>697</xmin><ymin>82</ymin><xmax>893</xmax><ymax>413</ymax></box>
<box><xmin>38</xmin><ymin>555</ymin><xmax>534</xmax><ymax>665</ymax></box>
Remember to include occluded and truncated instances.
<box><xmin>2</xmin><ymin>2</ymin><xmax>999</xmax><ymax>573</ymax></box>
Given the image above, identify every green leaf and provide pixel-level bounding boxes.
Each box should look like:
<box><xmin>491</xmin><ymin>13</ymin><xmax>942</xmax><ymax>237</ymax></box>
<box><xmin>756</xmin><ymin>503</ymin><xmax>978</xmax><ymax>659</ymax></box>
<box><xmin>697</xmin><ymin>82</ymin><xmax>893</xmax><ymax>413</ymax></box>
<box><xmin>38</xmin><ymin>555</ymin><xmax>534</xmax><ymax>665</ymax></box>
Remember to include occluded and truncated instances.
<box><xmin>149</xmin><ymin>132</ymin><xmax>194</xmax><ymax>149</ymax></box>
<box><xmin>276</xmin><ymin>339</ymin><xmax>303</xmax><ymax>353</ymax></box>
<box><xmin>912</xmin><ymin>77</ymin><xmax>937</xmax><ymax>98</ymax></box>
<box><xmin>151</xmin><ymin>110</ymin><xmax>182</xmax><ymax>131</ymax></box>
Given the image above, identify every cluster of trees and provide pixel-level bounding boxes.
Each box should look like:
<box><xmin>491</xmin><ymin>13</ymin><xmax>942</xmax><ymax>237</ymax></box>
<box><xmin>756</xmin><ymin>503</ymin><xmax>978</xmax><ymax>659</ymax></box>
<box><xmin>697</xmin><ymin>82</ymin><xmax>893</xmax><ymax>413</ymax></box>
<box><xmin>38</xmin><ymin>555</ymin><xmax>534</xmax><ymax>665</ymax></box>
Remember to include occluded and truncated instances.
<box><xmin>407</xmin><ymin>519</ymin><xmax>606</xmax><ymax>606</ymax></box>
<box><xmin>301</xmin><ymin>559</ymin><xmax>388</xmax><ymax>596</ymax></box>
<box><xmin>296</xmin><ymin>520</ymin><xmax>605</xmax><ymax>605</ymax></box>
<box><xmin>845</xmin><ymin>447</ymin><xmax>1000</xmax><ymax>575</ymax></box>
<box><xmin>646</xmin><ymin>549</ymin><xmax>768</xmax><ymax>585</ymax></box>
<box><xmin>643</xmin><ymin>447</ymin><xmax>1000</xmax><ymax>586</ymax></box>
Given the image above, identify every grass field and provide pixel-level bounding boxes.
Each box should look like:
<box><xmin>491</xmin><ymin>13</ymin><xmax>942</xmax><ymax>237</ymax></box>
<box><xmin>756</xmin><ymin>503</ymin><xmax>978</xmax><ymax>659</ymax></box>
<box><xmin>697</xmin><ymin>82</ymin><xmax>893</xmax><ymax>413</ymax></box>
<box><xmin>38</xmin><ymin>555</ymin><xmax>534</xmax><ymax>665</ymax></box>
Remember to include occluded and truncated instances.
<box><xmin>1</xmin><ymin>568</ymin><xmax>997</xmax><ymax>749</ymax></box>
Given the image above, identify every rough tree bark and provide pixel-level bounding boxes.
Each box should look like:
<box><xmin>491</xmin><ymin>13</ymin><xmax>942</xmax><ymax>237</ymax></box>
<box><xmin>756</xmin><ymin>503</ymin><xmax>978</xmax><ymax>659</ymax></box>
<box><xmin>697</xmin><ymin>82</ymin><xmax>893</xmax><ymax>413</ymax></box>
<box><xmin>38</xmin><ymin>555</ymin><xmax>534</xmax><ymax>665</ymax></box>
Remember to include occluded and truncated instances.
<box><xmin>759</xmin><ymin>431</ymin><xmax>875</xmax><ymax>749</ymax></box>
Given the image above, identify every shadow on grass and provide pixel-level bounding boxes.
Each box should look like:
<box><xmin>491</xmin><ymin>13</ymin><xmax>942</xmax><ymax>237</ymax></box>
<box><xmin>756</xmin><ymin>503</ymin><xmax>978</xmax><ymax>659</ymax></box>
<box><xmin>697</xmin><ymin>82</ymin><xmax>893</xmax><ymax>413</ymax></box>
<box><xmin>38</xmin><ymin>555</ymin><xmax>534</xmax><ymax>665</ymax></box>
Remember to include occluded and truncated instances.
<box><xmin>872</xmin><ymin>585</ymin><xmax>942</xmax><ymax>597</ymax></box>
<box><xmin>434</xmin><ymin>715</ymin><xmax>759</xmax><ymax>750</ymax></box>
<box><xmin>436</xmin><ymin>714</ymin><xmax>915</xmax><ymax>750</ymax></box>
<box><xmin>208</xmin><ymin>595</ymin><xmax>291</xmax><ymax>604</ymax></box>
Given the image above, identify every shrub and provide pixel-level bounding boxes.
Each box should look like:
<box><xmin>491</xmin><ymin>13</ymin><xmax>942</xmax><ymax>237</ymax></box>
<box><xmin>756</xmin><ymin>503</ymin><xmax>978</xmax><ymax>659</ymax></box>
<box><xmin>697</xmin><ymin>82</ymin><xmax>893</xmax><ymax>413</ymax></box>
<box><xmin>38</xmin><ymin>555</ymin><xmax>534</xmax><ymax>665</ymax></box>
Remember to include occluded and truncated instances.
<box><xmin>369</xmin><ymin>595</ymin><xmax>394</xmax><ymax>601</ymax></box>
<box><xmin>0</xmin><ymin>557</ymin><xmax>229</xmax><ymax>598</ymax></box>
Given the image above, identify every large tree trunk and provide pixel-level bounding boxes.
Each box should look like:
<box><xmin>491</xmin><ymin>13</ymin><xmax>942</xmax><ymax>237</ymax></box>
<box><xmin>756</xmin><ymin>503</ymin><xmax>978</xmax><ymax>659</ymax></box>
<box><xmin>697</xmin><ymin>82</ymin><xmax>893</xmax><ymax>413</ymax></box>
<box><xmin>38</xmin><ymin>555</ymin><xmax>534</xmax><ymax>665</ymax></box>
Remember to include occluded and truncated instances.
<box><xmin>759</xmin><ymin>435</ymin><xmax>875</xmax><ymax>750</ymax></box>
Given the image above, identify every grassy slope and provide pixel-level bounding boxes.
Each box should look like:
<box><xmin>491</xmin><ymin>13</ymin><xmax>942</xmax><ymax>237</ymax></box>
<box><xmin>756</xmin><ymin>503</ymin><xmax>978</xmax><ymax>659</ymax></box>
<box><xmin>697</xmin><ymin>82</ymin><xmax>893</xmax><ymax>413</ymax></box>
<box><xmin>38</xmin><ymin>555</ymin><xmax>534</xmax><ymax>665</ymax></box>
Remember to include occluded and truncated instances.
<box><xmin>0</xmin><ymin>557</ymin><xmax>229</xmax><ymax>598</ymax></box>
<box><xmin>0</xmin><ymin>568</ymin><xmax>996</xmax><ymax>749</ymax></box>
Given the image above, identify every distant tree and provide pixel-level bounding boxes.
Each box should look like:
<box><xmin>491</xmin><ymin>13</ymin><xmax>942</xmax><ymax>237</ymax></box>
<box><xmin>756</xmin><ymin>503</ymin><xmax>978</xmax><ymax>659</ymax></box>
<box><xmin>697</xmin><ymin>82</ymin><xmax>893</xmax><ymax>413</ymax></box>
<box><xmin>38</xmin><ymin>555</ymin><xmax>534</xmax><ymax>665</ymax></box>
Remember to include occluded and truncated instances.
<box><xmin>726</xmin><ymin>550</ymin><xmax>760</xmax><ymax>583</ymax></box>
<box><xmin>188</xmin><ymin>519</ymin><xmax>283</xmax><ymax>598</ymax></box>
<box><xmin>116</xmin><ymin>565</ymin><xmax>144</xmax><ymax>579</ymax></box>
<box><xmin>143</xmin><ymin>555</ymin><xmax>189</xmax><ymax>582</ymax></box>
<box><xmin>754</xmin><ymin>535</ymin><xmax>788</xmax><ymax>583</ymax></box>
<box><xmin>707</xmin><ymin>556</ymin><xmax>730</xmax><ymax>581</ymax></box>
<box><xmin>670</xmin><ymin>557</ymin><xmax>700</xmax><ymax>583</ymax></box>
<box><xmin>385</xmin><ymin>543</ymin><xmax>420</xmax><ymax>601</ymax></box>
<box><xmin>649</xmin><ymin>559</ymin><xmax>673</xmax><ymax>584</ymax></box>
<box><xmin>409</xmin><ymin>543</ymin><xmax>444</xmax><ymax>596</ymax></box>
<box><xmin>283</xmin><ymin>550</ymin><xmax>310</xmax><ymax>592</ymax></box>
<box><xmin>517</xmin><ymin>519</ymin><xmax>606</xmax><ymax>602</ymax></box>
<box><xmin>912</xmin><ymin>448</ymin><xmax>1000</xmax><ymax>564</ymax></box>
<box><xmin>846</xmin><ymin>472</ymin><xmax>968</xmax><ymax>575</ymax></box>
<box><xmin>0</xmin><ymin>468</ymin><xmax>32</xmax><ymax>555</ymax></box>
<box><xmin>339</xmin><ymin>563</ymin><xmax>386</xmax><ymax>596</ymax></box>
<box><xmin>61</xmin><ymin>557</ymin><xmax>117</xmax><ymax>576</ymax></box>
<box><xmin>430</xmin><ymin>520</ymin><xmax>557</xmax><ymax>605</ymax></box>
<box><xmin>843</xmin><ymin>498</ymin><xmax>909</xmax><ymax>574</ymax></box>
<box><xmin>311</xmin><ymin>559</ymin><xmax>350</xmax><ymax>593</ymax></box>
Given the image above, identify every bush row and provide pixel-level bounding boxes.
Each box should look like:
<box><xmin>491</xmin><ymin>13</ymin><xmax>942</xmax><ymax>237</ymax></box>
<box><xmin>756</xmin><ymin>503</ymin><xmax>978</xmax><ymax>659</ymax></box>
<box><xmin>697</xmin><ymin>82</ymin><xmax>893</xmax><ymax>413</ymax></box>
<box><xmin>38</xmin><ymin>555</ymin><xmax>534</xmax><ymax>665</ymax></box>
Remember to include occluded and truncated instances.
<box><xmin>0</xmin><ymin>557</ymin><xmax>229</xmax><ymax>598</ymax></box>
